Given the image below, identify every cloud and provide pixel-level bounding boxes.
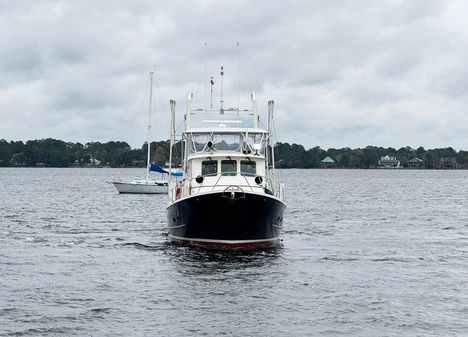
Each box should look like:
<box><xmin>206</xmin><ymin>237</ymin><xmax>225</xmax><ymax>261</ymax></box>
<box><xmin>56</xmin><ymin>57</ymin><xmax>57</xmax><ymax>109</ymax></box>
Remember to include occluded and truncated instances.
<box><xmin>0</xmin><ymin>0</ymin><xmax>467</xmax><ymax>149</ymax></box>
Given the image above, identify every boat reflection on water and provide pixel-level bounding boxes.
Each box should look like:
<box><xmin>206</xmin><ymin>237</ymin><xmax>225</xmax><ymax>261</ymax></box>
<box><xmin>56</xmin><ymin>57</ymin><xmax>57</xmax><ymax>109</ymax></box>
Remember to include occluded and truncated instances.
<box><xmin>164</xmin><ymin>243</ymin><xmax>284</xmax><ymax>276</ymax></box>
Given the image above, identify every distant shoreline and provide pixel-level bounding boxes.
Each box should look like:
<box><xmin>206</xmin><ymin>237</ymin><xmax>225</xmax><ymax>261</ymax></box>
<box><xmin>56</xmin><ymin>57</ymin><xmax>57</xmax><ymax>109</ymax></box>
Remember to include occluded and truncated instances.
<box><xmin>1</xmin><ymin>138</ymin><xmax>467</xmax><ymax>169</ymax></box>
<box><xmin>1</xmin><ymin>166</ymin><xmax>466</xmax><ymax>170</ymax></box>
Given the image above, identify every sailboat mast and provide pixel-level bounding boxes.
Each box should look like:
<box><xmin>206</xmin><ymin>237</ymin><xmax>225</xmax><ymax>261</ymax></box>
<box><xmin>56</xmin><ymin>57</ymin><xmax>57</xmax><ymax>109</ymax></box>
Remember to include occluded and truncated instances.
<box><xmin>169</xmin><ymin>99</ymin><xmax>176</xmax><ymax>185</ymax></box>
<box><xmin>146</xmin><ymin>72</ymin><xmax>153</xmax><ymax>182</ymax></box>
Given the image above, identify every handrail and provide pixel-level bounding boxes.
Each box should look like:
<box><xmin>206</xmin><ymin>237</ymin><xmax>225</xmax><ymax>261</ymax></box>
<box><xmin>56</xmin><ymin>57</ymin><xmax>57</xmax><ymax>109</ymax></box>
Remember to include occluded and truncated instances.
<box><xmin>242</xmin><ymin>175</ymin><xmax>255</xmax><ymax>192</ymax></box>
<box><xmin>185</xmin><ymin>172</ymin><xmax>273</xmax><ymax>196</ymax></box>
<box><xmin>170</xmin><ymin>171</ymin><xmax>283</xmax><ymax>202</ymax></box>
<box><xmin>211</xmin><ymin>173</ymin><xmax>223</xmax><ymax>192</ymax></box>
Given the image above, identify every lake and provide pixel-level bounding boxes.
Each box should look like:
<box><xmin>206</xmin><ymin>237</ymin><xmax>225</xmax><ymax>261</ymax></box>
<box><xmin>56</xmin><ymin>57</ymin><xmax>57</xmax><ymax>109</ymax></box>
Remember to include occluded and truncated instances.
<box><xmin>0</xmin><ymin>168</ymin><xmax>467</xmax><ymax>336</ymax></box>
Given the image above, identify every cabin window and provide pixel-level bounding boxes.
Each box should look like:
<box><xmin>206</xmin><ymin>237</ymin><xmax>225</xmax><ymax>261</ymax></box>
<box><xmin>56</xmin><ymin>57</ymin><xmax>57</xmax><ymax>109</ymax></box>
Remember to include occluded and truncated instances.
<box><xmin>240</xmin><ymin>160</ymin><xmax>256</xmax><ymax>176</ymax></box>
<box><xmin>201</xmin><ymin>160</ymin><xmax>217</xmax><ymax>175</ymax></box>
<box><xmin>212</xmin><ymin>134</ymin><xmax>242</xmax><ymax>151</ymax></box>
<box><xmin>192</xmin><ymin>134</ymin><xmax>211</xmax><ymax>152</ymax></box>
<box><xmin>221</xmin><ymin>160</ymin><xmax>237</xmax><ymax>176</ymax></box>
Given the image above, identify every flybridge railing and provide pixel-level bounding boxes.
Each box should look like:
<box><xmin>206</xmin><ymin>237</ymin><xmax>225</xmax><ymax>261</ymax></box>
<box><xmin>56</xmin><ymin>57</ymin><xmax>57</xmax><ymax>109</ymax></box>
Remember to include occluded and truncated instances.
<box><xmin>192</xmin><ymin>107</ymin><xmax>254</xmax><ymax>112</ymax></box>
<box><xmin>169</xmin><ymin>172</ymin><xmax>283</xmax><ymax>202</ymax></box>
<box><xmin>184</xmin><ymin>92</ymin><xmax>260</xmax><ymax>130</ymax></box>
<box><xmin>188</xmin><ymin>109</ymin><xmax>257</xmax><ymax>129</ymax></box>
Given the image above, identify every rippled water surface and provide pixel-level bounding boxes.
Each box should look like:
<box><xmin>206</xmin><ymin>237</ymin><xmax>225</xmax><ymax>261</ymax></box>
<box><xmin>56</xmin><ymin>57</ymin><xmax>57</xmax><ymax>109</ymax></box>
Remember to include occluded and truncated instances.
<box><xmin>1</xmin><ymin>168</ymin><xmax>467</xmax><ymax>336</ymax></box>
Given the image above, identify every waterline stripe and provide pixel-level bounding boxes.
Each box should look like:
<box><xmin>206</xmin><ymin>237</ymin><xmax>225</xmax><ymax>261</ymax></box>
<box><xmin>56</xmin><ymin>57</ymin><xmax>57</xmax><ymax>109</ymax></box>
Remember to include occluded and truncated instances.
<box><xmin>168</xmin><ymin>235</ymin><xmax>278</xmax><ymax>244</ymax></box>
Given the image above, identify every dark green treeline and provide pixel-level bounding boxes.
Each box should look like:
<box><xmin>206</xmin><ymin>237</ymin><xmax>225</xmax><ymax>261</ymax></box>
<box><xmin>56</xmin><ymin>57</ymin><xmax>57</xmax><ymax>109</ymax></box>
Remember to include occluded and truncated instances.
<box><xmin>0</xmin><ymin>138</ymin><xmax>172</xmax><ymax>168</ymax></box>
<box><xmin>275</xmin><ymin>143</ymin><xmax>468</xmax><ymax>169</ymax></box>
<box><xmin>0</xmin><ymin>138</ymin><xmax>467</xmax><ymax>169</ymax></box>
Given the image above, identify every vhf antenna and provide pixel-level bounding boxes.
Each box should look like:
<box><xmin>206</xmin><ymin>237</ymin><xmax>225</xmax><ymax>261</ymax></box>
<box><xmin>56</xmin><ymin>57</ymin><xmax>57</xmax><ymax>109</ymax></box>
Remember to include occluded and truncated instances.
<box><xmin>237</xmin><ymin>41</ymin><xmax>240</xmax><ymax>111</ymax></box>
<box><xmin>220</xmin><ymin>66</ymin><xmax>224</xmax><ymax>112</ymax></box>
<box><xmin>210</xmin><ymin>76</ymin><xmax>214</xmax><ymax>109</ymax></box>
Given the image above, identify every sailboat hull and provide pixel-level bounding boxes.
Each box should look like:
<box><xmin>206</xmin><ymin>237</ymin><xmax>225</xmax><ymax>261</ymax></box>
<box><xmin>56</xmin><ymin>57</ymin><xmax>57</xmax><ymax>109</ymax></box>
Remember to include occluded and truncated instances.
<box><xmin>112</xmin><ymin>181</ymin><xmax>168</xmax><ymax>194</ymax></box>
<box><xmin>166</xmin><ymin>192</ymin><xmax>285</xmax><ymax>249</ymax></box>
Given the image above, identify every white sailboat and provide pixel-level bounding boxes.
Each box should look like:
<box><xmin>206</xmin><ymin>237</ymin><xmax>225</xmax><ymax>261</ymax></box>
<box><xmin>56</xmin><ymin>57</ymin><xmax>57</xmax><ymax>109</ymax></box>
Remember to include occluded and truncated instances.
<box><xmin>111</xmin><ymin>72</ymin><xmax>168</xmax><ymax>194</ymax></box>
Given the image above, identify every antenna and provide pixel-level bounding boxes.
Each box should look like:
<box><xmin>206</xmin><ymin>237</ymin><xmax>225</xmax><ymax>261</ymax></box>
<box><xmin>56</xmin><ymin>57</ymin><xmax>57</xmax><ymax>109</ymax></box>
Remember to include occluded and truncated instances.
<box><xmin>204</xmin><ymin>42</ymin><xmax>207</xmax><ymax>108</ymax></box>
<box><xmin>237</xmin><ymin>41</ymin><xmax>240</xmax><ymax>110</ymax></box>
<box><xmin>252</xmin><ymin>92</ymin><xmax>258</xmax><ymax>128</ymax></box>
<box><xmin>210</xmin><ymin>76</ymin><xmax>214</xmax><ymax>109</ymax></box>
<box><xmin>220</xmin><ymin>65</ymin><xmax>224</xmax><ymax>112</ymax></box>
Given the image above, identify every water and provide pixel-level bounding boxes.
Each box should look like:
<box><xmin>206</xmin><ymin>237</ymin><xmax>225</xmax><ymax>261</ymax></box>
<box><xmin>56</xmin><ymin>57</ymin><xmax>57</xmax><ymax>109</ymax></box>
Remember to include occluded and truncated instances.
<box><xmin>1</xmin><ymin>168</ymin><xmax>467</xmax><ymax>336</ymax></box>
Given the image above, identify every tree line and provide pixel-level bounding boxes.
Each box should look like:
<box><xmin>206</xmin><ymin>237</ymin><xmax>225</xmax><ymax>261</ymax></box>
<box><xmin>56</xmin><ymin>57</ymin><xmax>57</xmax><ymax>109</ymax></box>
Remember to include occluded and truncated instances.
<box><xmin>0</xmin><ymin>138</ymin><xmax>467</xmax><ymax>169</ymax></box>
<box><xmin>0</xmin><ymin>138</ymin><xmax>171</xmax><ymax>168</ymax></box>
<box><xmin>275</xmin><ymin>143</ymin><xmax>468</xmax><ymax>169</ymax></box>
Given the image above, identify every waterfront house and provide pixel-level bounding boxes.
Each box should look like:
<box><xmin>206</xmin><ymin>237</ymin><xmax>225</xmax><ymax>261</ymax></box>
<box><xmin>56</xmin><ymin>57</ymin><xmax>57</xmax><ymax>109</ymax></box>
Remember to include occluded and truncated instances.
<box><xmin>408</xmin><ymin>158</ymin><xmax>423</xmax><ymax>169</ymax></box>
<box><xmin>378</xmin><ymin>155</ymin><xmax>400</xmax><ymax>168</ymax></box>
<box><xmin>439</xmin><ymin>157</ymin><xmax>457</xmax><ymax>169</ymax></box>
<box><xmin>321</xmin><ymin>156</ymin><xmax>335</xmax><ymax>168</ymax></box>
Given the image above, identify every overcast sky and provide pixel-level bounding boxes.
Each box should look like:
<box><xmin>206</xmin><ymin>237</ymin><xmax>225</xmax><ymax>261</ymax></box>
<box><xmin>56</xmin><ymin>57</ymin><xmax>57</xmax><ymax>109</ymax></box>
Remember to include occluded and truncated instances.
<box><xmin>1</xmin><ymin>0</ymin><xmax>467</xmax><ymax>150</ymax></box>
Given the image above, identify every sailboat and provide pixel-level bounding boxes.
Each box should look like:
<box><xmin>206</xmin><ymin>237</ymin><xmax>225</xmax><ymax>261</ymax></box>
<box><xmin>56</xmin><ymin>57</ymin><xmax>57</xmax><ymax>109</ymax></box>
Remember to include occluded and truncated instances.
<box><xmin>111</xmin><ymin>72</ymin><xmax>170</xmax><ymax>194</ymax></box>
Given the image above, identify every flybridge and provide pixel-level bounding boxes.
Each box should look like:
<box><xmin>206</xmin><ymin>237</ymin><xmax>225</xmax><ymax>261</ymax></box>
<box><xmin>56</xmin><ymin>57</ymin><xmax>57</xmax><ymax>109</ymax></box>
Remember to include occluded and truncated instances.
<box><xmin>167</xmin><ymin>66</ymin><xmax>279</xmax><ymax>186</ymax></box>
<box><xmin>184</xmin><ymin>92</ymin><xmax>260</xmax><ymax>130</ymax></box>
<box><xmin>180</xmin><ymin>91</ymin><xmax>272</xmax><ymax>157</ymax></box>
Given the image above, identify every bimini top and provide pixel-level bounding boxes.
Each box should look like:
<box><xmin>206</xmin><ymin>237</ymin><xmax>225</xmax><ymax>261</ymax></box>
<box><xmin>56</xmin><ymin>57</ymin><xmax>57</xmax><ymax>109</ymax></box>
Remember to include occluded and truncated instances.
<box><xmin>183</xmin><ymin>92</ymin><xmax>267</xmax><ymax>132</ymax></box>
<box><xmin>185</xmin><ymin>127</ymin><xmax>269</xmax><ymax>134</ymax></box>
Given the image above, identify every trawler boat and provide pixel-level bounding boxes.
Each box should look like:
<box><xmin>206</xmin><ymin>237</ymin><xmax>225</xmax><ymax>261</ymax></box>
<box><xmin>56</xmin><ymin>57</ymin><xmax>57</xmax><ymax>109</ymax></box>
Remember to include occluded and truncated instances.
<box><xmin>166</xmin><ymin>85</ymin><xmax>286</xmax><ymax>249</ymax></box>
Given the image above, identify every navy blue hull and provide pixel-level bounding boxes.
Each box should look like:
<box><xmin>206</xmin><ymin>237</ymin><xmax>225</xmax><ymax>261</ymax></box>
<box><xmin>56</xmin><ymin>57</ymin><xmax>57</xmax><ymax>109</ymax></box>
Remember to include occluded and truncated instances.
<box><xmin>167</xmin><ymin>192</ymin><xmax>285</xmax><ymax>249</ymax></box>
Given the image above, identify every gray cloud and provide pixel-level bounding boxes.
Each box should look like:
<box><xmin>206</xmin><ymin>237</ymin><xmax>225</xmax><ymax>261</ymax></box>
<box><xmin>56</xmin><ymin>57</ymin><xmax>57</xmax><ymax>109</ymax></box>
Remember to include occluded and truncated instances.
<box><xmin>0</xmin><ymin>0</ymin><xmax>467</xmax><ymax>149</ymax></box>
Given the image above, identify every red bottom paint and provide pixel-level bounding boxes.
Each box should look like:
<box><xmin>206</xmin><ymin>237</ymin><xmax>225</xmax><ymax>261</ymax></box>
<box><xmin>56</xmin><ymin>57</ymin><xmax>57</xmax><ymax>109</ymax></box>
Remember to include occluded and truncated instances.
<box><xmin>169</xmin><ymin>237</ymin><xmax>281</xmax><ymax>250</ymax></box>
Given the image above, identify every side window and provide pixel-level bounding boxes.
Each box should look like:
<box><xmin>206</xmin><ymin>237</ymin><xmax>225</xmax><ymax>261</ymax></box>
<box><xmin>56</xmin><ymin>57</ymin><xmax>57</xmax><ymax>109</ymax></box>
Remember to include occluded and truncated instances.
<box><xmin>240</xmin><ymin>160</ymin><xmax>256</xmax><ymax>176</ymax></box>
<box><xmin>221</xmin><ymin>160</ymin><xmax>237</xmax><ymax>176</ymax></box>
<box><xmin>201</xmin><ymin>160</ymin><xmax>217</xmax><ymax>175</ymax></box>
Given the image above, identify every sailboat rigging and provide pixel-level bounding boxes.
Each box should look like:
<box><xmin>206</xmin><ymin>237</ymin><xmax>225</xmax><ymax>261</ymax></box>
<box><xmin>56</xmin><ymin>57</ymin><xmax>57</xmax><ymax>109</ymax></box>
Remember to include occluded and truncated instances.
<box><xmin>110</xmin><ymin>72</ymin><xmax>171</xmax><ymax>194</ymax></box>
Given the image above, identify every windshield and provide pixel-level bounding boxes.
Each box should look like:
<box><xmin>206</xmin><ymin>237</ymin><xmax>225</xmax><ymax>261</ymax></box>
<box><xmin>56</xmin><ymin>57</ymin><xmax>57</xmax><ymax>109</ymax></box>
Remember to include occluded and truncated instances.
<box><xmin>187</xmin><ymin>132</ymin><xmax>266</xmax><ymax>156</ymax></box>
